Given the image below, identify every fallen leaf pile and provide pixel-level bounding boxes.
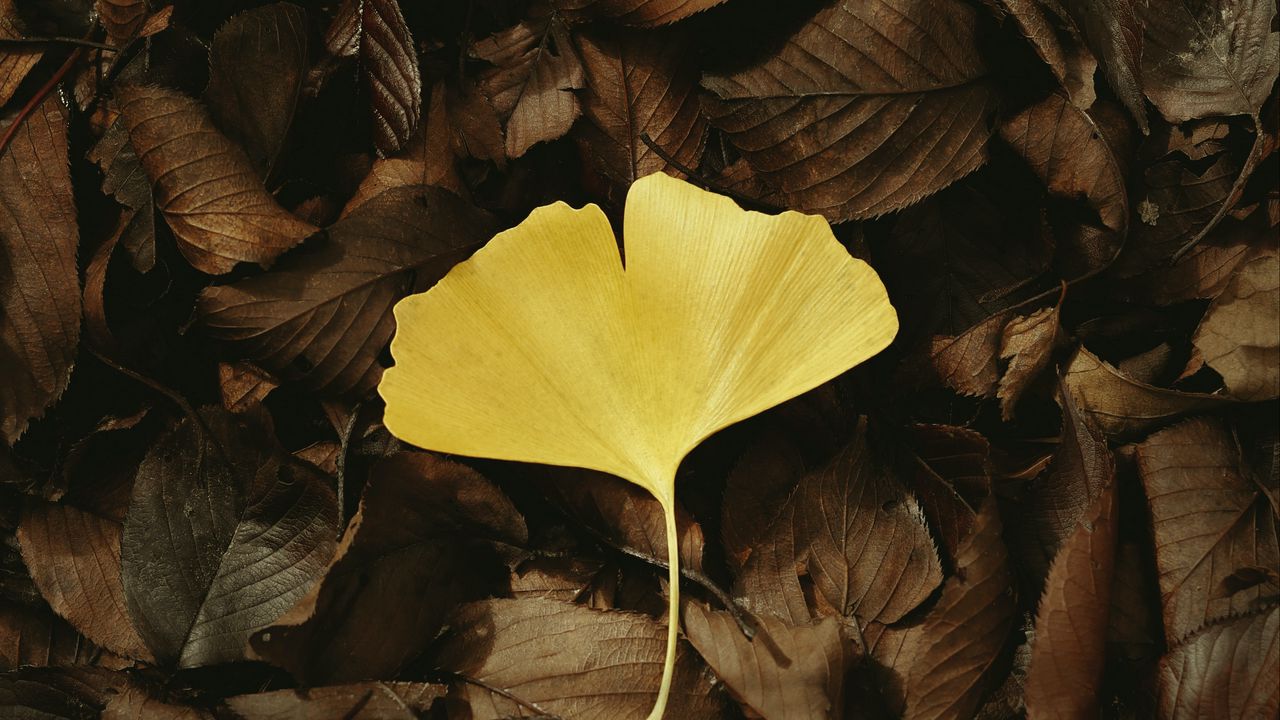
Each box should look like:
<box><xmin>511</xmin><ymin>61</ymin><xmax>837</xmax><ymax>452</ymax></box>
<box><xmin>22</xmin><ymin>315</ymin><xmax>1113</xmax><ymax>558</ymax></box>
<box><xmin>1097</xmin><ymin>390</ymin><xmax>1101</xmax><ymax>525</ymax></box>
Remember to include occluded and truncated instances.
<box><xmin>1</xmin><ymin>1</ymin><xmax>1277</xmax><ymax>719</ymax></box>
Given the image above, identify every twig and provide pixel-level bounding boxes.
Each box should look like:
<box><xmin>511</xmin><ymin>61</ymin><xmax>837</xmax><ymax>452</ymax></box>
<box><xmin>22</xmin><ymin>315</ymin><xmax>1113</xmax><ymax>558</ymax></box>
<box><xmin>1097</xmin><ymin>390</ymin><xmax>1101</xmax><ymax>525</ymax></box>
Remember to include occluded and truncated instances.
<box><xmin>0</xmin><ymin>48</ymin><xmax>84</xmax><ymax>157</ymax></box>
<box><xmin>0</xmin><ymin>36</ymin><xmax>116</xmax><ymax>51</ymax></box>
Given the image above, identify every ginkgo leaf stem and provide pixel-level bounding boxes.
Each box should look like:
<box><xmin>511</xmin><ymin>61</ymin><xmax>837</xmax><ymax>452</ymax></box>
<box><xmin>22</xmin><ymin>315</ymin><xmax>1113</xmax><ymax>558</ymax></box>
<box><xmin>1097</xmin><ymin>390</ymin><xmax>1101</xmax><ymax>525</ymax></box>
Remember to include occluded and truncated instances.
<box><xmin>647</xmin><ymin>498</ymin><xmax>681</xmax><ymax>720</ymax></box>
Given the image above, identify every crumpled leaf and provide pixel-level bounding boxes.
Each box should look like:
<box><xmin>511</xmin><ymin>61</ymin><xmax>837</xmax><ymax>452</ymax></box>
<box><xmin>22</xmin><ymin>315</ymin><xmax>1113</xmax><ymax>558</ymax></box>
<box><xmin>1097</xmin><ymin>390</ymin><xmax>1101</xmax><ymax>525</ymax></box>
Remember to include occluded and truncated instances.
<box><xmin>322</xmin><ymin>0</ymin><xmax>421</xmax><ymax>154</ymax></box>
<box><xmin>1063</xmin><ymin>346</ymin><xmax>1231</xmax><ymax>440</ymax></box>
<box><xmin>117</xmin><ymin>85</ymin><xmax>317</xmax><ymax>274</ymax></box>
<box><xmin>120</xmin><ymin>409</ymin><xmax>339</xmax><ymax>667</ymax></box>
<box><xmin>472</xmin><ymin>9</ymin><xmax>585</xmax><ymax>158</ymax></box>
<box><xmin>1192</xmin><ymin>250</ymin><xmax>1280</xmax><ymax>400</ymax></box>
<box><xmin>200</xmin><ymin>186</ymin><xmax>497</xmax><ymax>395</ymax></box>
<box><xmin>736</xmin><ymin>419</ymin><xmax>943</xmax><ymax>626</ymax></box>
<box><xmin>683</xmin><ymin>602</ymin><xmax>847</xmax><ymax>720</ymax></box>
<box><xmin>96</xmin><ymin>0</ymin><xmax>147</xmax><ymax>46</ymax></box>
<box><xmin>557</xmin><ymin>0</ymin><xmax>729</xmax><ymax>26</ymax></box>
<box><xmin>225</xmin><ymin>682</ymin><xmax>445</xmax><ymax>719</ymax></box>
<box><xmin>434</xmin><ymin>598</ymin><xmax>725</xmax><ymax>719</ymax></box>
<box><xmin>574</xmin><ymin>26</ymin><xmax>706</xmax><ymax>189</ymax></box>
<box><xmin>702</xmin><ymin>0</ymin><xmax>995</xmax><ymax>221</ymax></box>
<box><xmin>205</xmin><ymin>3</ymin><xmax>309</xmax><ymax>177</ymax></box>
<box><xmin>1136</xmin><ymin>417</ymin><xmax>1279</xmax><ymax>642</ymax></box>
<box><xmin>1024</xmin><ymin>479</ymin><xmax>1118</xmax><ymax>719</ymax></box>
<box><xmin>0</xmin><ymin>96</ymin><xmax>79</xmax><ymax>445</ymax></box>
<box><xmin>999</xmin><ymin>94</ymin><xmax>1129</xmax><ymax>278</ymax></box>
<box><xmin>1156</xmin><ymin>607</ymin><xmax>1279</xmax><ymax>719</ymax></box>
<box><xmin>997</xmin><ymin>305</ymin><xmax>1063</xmax><ymax>419</ymax></box>
<box><xmin>250</xmin><ymin>451</ymin><xmax>526</xmax><ymax>684</ymax></box>
<box><xmin>86</xmin><ymin>111</ymin><xmax>155</xmax><ymax>273</ymax></box>
<box><xmin>1057</xmin><ymin>0</ymin><xmax>1148</xmax><ymax>131</ymax></box>
<box><xmin>992</xmin><ymin>0</ymin><xmax>1097</xmax><ymax>108</ymax></box>
<box><xmin>871</xmin><ymin>498</ymin><xmax>1017</xmax><ymax>720</ymax></box>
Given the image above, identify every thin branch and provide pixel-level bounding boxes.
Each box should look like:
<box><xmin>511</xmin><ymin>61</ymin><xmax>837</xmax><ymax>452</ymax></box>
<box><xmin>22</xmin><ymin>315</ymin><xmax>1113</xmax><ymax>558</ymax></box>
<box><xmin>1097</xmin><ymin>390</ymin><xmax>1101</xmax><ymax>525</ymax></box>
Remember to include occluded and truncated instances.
<box><xmin>0</xmin><ymin>36</ymin><xmax>117</xmax><ymax>51</ymax></box>
<box><xmin>0</xmin><ymin>48</ymin><xmax>84</xmax><ymax>157</ymax></box>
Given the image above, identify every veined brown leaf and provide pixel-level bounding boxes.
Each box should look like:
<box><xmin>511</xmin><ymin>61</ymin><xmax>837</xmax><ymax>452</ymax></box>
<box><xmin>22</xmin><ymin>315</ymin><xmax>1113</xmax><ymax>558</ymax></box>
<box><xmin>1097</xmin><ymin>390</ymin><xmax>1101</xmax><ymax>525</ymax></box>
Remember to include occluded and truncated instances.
<box><xmin>1024</xmin><ymin>480</ymin><xmax>1118</xmax><ymax>719</ymax></box>
<box><xmin>1156</xmin><ymin>607</ymin><xmax>1279</xmax><ymax>719</ymax></box>
<box><xmin>472</xmin><ymin>9</ymin><xmax>584</xmax><ymax>159</ymax></box>
<box><xmin>997</xmin><ymin>305</ymin><xmax>1063</xmax><ymax>418</ymax></box>
<box><xmin>0</xmin><ymin>1</ymin><xmax>41</xmax><ymax>106</ymax></box>
<box><xmin>737</xmin><ymin>419</ymin><xmax>943</xmax><ymax>626</ymax></box>
<box><xmin>116</xmin><ymin>85</ymin><xmax>318</xmax><ymax>274</ymax></box>
<box><xmin>1136</xmin><ymin>417</ymin><xmax>1279</xmax><ymax>642</ymax></box>
<box><xmin>226</xmin><ymin>682</ymin><xmax>445</xmax><ymax>719</ymax></box>
<box><xmin>871</xmin><ymin>498</ymin><xmax>1017</xmax><ymax>720</ymax></box>
<box><xmin>558</xmin><ymin>0</ymin><xmax>729</xmax><ymax>26</ymax></box>
<box><xmin>250</xmin><ymin>452</ymin><xmax>526</xmax><ymax>684</ymax></box>
<box><xmin>1192</xmin><ymin>250</ymin><xmax>1279</xmax><ymax>401</ymax></box>
<box><xmin>434</xmin><ymin>598</ymin><xmax>724</xmax><ymax>719</ymax></box>
<box><xmin>205</xmin><ymin>3</ymin><xmax>309</xmax><ymax>178</ymax></box>
<box><xmin>574</xmin><ymin>27</ymin><xmax>706</xmax><ymax>188</ymax></box>
<box><xmin>96</xmin><ymin>0</ymin><xmax>147</xmax><ymax>46</ymax></box>
<box><xmin>702</xmin><ymin>0</ymin><xmax>995</xmax><ymax>221</ymax></box>
<box><xmin>323</xmin><ymin>0</ymin><xmax>421</xmax><ymax>154</ymax></box>
<box><xmin>120</xmin><ymin>409</ymin><xmax>339</xmax><ymax>667</ymax></box>
<box><xmin>199</xmin><ymin>186</ymin><xmax>497</xmax><ymax>395</ymax></box>
<box><xmin>1057</xmin><ymin>0</ymin><xmax>1147</xmax><ymax>131</ymax></box>
<box><xmin>0</xmin><ymin>96</ymin><xmax>80</xmax><ymax>445</ymax></box>
<box><xmin>0</xmin><ymin>601</ymin><xmax>102</xmax><ymax>670</ymax></box>
<box><xmin>683</xmin><ymin>603</ymin><xmax>848</xmax><ymax>720</ymax></box>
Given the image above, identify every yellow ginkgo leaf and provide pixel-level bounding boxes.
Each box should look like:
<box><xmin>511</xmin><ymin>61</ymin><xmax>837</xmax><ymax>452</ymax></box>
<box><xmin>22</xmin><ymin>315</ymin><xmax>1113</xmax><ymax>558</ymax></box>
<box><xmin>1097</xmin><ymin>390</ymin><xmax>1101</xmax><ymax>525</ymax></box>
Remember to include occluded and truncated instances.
<box><xmin>379</xmin><ymin>172</ymin><xmax>897</xmax><ymax>719</ymax></box>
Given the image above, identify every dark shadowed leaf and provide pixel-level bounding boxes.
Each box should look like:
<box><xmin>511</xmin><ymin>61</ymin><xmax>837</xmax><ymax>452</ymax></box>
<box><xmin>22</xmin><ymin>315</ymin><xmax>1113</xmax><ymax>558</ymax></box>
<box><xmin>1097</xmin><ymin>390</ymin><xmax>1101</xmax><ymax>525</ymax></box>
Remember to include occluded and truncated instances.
<box><xmin>558</xmin><ymin>0</ymin><xmax>729</xmax><ymax>26</ymax></box>
<box><xmin>928</xmin><ymin>311</ymin><xmax>1008</xmax><ymax>399</ymax></box>
<box><xmin>322</xmin><ymin>0</ymin><xmax>421</xmax><ymax>154</ymax></box>
<box><xmin>225</xmin><ymin>682</ymin><xmax>445</xmax><ymax>719</ymax></box>
<box><xmin>999</xmin><ymin>94</ymin><xmax>1129</xmax><ymax>278</ymax></box>
<box><xmin>1156</xmin><ymin>607</ymin><xmax>1279</xmax><ymax>719</ymax></box>
<box><xmin>17</xmin><ymin>500</ymin><xmax>152</xmax><ymax>662</ymax></box>
<box><xmin>992</xmin><ymin>0</ymin><xmax>1097</xmax><ymax>108</ymax></box>
<box><xmin>434</xmin><ymin>598</ymin><xmax>724</xmax><ymax>719</ymax></box>
<box><xmin>1136</xmin><ymin>417</ymin><xmax>1279</xmax><ymax>642</ymax></box>
<box><xmin>1024</xmin><ymin>479</ymin><xmax>1118</xmax><ymax>719</ymax></box>
<box><xmin>1063</xmin><ymin>347</ymin><xmax>1231</xmax><ymax>439</ymax></box>
<box><xmin>103</xmin><ymin>684</ymin><xmax>212</xmax><ymax>719</ymax></box>
<box><xmin>737</xmin><ymin>419</ymin><xmax>943</xmax><ymax>626</ymax></box>
<box><xmin>0</xmin><ymin>97</ymin><xmax>79</xmax><ymax>446</ymax></box>
<box><xmin>120</xmin><ymin>409</ymin><xmax>339</xmax><ymax>667</ymax></box>
<box><xmin>472</xmin><ymin>9</ymin><xmax>585</xmax><ymax>158</ymax></box>
<box><xmin>250</xmin><ymin>451</ymin><xmax>526</xmax><ymax>684</ymax></box>
<box><xmin>1056</xmin><ymin>0</ymin><xmax>1147</xmax><ymax>131</ymax></box>
<box><xmin>721</xmin><ymin>433</ymin><xmax>804</xmax><ymax>572</ymax></box>
<box><xmin>904</xmin><ymin>424</ymin><xmax>990</xmax><ymax>567</ymax></box>
<box><xmin>117</xmin><ymin>85</ymin><xmax>318</xmax><ymax>274</ymax></box>
<box><xmin>205</xmin><ymin>3</ymin><xmax>309</xmax><ymax>178</ymax></box>
<box><xmin>86</xmin><ymin>111</ymin><xmax>155</xmax><ymax>273</ymax></box>
<box><xmin>871</xmin><ymin>498</ymin><xmax>1017</xmax><ymax>720</ymax></box>
<box><xmin>702</xmin><ymin>0</ymin><xmax>995</xmax><ymax>221</ymax></box>
<box><xmin>0</xmin><ymin>667</ymin><xmax>126</xmax><ymax>719</ymax></box>
<box><xmin>217</xmin><ymin>361</ymin><xmax>279</xmax><ymax>415</ymax></box>
<box><xmin>0</xmin><ymin>1</ymin><xmax>41</xmax><ymax>106</ymax></box>
<box><xmin>574</xmin><ymin>26</ymin><xmax>707</xmax><ymax>188</ymax></box>
<box><xmin>96</xmin><ymin>0</ymin><xmax>146</xmax><ymax>46</ymax></box>
<box><xmin>684</xmin><ymin>602</ymin><xmax>848</xmax><ymax>720</ymax></box>
<box><xmin>0</xmin><ymin>601</ymin><xmax>102</xmax><ymax>670</ymax></box>
<box><xmin>1192</xmin><ymin>250</ymin><xmax>1279</xmax><ymax>400</ymax></box>
<box><xmin>1017</xmin><ymin>383</ymin><xmax>1115</xmax><ymax>590</ymax></box>
<box><xmin>199</xmin><ymin>186</ymin><xmax>498</xmax><ymax>395</ymax></box>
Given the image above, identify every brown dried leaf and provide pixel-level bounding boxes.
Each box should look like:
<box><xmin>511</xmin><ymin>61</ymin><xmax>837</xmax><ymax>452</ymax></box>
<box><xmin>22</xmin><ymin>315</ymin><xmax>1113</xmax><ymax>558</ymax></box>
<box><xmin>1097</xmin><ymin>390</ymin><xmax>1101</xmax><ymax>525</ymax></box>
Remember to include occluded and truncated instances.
<box><xmin>205</xmin><ymin>3</ymin><xmax>309</xmax><ymax>177</ymax></box>
<box><xmin>1157</xmin><ymin>607</ymin><xmax>1279</xmax><ymax>719</ymax></box>
<box><xmin>702</xmin><ymin>0</ymin><xmax>995</xmax><ymax>221</ymax></box>
<box><xmin>574</xmin><ymin>27</ymin><xmax>706</xmax><ymax>187</ymax></box>
<box><xmin>929</xmin><ymin>311</ymin><xmax>1008</xmax><ymax>399</ymax></box>
<box><xmin>17</xmin><ymin>501</ymin><xmax>152</xmax><ymax>662</ymax></box>
<box><xmin>871</xmin><ymin>498</ymin><xmax>1017</xmax><ymax>720</ymax></box>
<box><xmin>96</xmin><ymin>0</ymin><xmax>147</xmax><ymax>46</ymax></box>
<box><xmin>0</xmin><ymin>601</ymin><xmax>102</xmax><ymax>670</ymax></box>
<box><xmin>472</xmin><ymin>11</ymin><xmax>585</xmax><ymax>158</ymax></box>
<box><xmin>103</xmin><ymin>685</ymin><xmax>211</xmax><ymax>719</ymax></box>
<box><xmin>1057</xmin><ymin>0</ymin><xmax>1147</xmax><ymax>131</ymax></box>
<box><xmin>1138</xmin><ymin>418</ymin><xmax>1280</xmax><ymax>642</ymax></box>
<box><xmin>87</xmin><ymin>112</ymin><xmax>155</xmax><ymax>273</ymax></box>
<box><xmin>1024</xmin><ymin>479</ymin><xmax>1118</xmax><ymax>719</ymax></box>
<box><xmin>0</xmin><ymin>1</ymin><xmax>41</xmax><ymax>106</ymax></box>
<box><xmin>905</xmin><ymin>424</ymin><xmax>991</xmax><ymax>566</ymax></box>
<box><xmin>1140</xmin><ymin>0</ymin><xmax>1279</xmax><ymax>123</ymax></box>
<box><xmin>721</xmin><ymin>433</ymin><xmax>804</xmax><ymax>572</ymax></box>
<box><xmin>999</xmin><ymin>94</ymin><xmax>1128</xmax><ymax>277</ymax></box>
<box><xmin>1192</xmin><ymin>250</ymin><xmax>1280</xmax><ymax>401</ymax></box>
<box><xmin>1063</xmin><ymin>347</ymin><xmax>1231</xmax><ymax>440</ymax></box>
<box><xmin>993</xmin><ymin>0</ymin><xmax>1096</xmax><ymax>108</ymax></box>
<box><xmin>683</xmin><ymin>603</ymin><xmax>847</xmax><ymax>720</ymax></box>
<box><xmin>226</xmin><ymin>682</ymin><xmax>445</xmax><ymax>719</ymax></box>
<box><xmin>117</xmin><ymin>85</ymin><xmax>317</xmax><ymax>274</ymax></box>
<box><xmin>217</xmin><ymin>361</ymin><xmax>278</xmax><ymax>415</ymax></box>
<box><xmin>998</xmin><ymin>305</ymin><xmax>1063</xmax><ymax>419</ymax></box>
<box><xmin>737</xmin><ymin>419</ymin><xmax>943</xmax><ymax>626</ymax></box>
<box><xmin>199</xmin><ymin>186</ymin><xmax>497</xmax><ymax>395</ymax></box>
<box><xmin>435</xmin><ymin>598</ymin><xmax>724</xmax><ymax>719</ymax></box>
<box><xmin>250</xmin><ymin>451</ymin><xmax>526</xmax><ymax>684</ymax></box>
<box><xmin>0</xmin><ymin>96</ymin><xmax>80</xmax><ymax>445</ymax></box>
<box><xmin>557</xmin><ymin>0</ymin><xmax>729</xmax><ymax>26</ymax></box>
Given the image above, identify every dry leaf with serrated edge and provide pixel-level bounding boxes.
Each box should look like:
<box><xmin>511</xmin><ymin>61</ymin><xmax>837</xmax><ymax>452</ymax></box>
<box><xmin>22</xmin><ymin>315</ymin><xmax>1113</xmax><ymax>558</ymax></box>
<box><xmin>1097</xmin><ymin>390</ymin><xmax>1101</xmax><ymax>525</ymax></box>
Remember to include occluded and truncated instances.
<box><xmin>998</xmin><ymin>305</ymin><xmax>1062</xmax><ymax>419</ymax></box>
<box><xmin>379</xmin><ymin>173</ymin><xmax>896</xmax><ymax>718</ymax></box>
<box><xmin>117</xmin><ymin>85</ymin><xmax>317</xmax><ymax>274</ymax></box>
<box><xmin>1192</xmin><ymin>250</ymin><xmax>1279</xmax><ymax>401</ymax></box>
<box><xmin>1156</xmin><ymin>607</ymin><xmax>1279</xmax><ymax>718</ymax></box>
